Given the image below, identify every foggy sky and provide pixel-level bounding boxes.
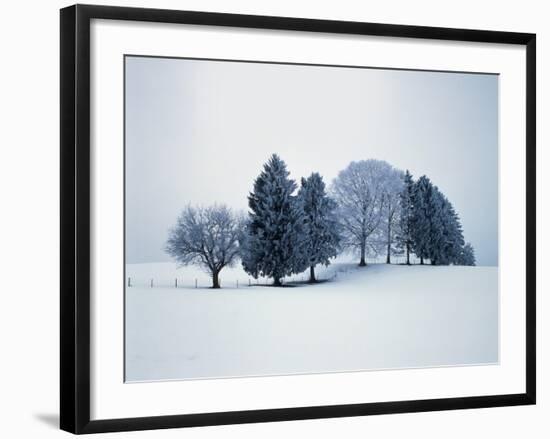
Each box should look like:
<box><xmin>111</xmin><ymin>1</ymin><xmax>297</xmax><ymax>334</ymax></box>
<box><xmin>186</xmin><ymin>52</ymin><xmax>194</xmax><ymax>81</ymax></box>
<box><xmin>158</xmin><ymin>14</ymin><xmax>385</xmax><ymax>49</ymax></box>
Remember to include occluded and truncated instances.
<box><xmin>125</xmin><ymin>56</ymin><xmax>498</xmax><ymax>266</ymax></box>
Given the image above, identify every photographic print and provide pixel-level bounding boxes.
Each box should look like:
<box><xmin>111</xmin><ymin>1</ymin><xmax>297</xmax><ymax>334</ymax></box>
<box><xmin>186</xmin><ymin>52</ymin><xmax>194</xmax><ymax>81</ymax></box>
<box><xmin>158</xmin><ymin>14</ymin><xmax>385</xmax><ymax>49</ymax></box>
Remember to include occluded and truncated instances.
<box><xmin>60</xmin><ymin>6</ymin><xmax>535</xmax><ymax>433</ymax></box>
<box><xmin>124</xmin><ymin>55</ymin><xmax>498</xmax><ymax>383</ymax></box>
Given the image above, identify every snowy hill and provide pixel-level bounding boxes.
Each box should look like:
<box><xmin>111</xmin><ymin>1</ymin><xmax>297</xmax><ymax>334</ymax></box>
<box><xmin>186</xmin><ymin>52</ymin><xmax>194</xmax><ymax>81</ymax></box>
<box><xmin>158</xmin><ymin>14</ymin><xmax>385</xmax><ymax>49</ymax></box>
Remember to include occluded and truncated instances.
<box><xmin>125</xmin><ymin>262</ymin><xmax>498</xmax><ymax>382</ymax></box>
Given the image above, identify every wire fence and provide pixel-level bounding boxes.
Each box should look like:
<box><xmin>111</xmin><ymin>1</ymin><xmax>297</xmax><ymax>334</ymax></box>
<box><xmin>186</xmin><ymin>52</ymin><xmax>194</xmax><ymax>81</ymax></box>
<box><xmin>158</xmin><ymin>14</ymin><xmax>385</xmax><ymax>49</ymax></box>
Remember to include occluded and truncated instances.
<box><xmin>126</xmin><ymin>254</ymin><xmax>427</xmax><ymax>289</ymax></box>
<box><xmin>126</xmin><ymin>272</ymin><xmax>337</xmax><ymax>289</ymax></box>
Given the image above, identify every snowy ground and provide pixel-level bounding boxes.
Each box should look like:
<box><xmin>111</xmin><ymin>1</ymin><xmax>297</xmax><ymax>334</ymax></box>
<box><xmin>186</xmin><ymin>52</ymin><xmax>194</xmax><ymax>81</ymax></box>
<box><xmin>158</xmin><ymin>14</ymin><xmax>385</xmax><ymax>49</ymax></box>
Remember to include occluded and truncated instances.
<box><xmin>125</xmin><ymin>259</ymin><xmax>498</xmax><ymax>382</ymax></box>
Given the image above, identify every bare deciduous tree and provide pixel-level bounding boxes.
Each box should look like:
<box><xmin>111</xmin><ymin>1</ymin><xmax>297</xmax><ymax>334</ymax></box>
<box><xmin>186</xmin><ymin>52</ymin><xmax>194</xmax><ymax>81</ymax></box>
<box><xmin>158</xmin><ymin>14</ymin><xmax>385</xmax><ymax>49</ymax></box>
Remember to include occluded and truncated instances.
<box><xmin>166</xmin><ymin>205</ymin><xmax>242</xmax><ymax>288</ymax></box>
<box><xmin>381</xmin><ymin>167</ymin><xmax>404</xmax><ymax>264</ymax></box>
<box><xmin>331</xmin><ymin>160</ymin><xmax>395</xmax><ymax>266</ymax></box>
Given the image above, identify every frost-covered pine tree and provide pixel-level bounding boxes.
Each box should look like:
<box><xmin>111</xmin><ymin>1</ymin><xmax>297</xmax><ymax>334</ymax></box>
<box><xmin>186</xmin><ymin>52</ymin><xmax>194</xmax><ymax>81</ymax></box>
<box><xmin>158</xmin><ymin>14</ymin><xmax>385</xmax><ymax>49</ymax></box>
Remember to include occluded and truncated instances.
<box><xmin>425</xmin><ymin>187</ymin><xmax>449</xmax><ymax>265</ymax></box>
<box><xmin>241</xmin><ymin>154</ymin><xmax>307</xmax><ymax>286</ymax></box>
<box><xmin>297</xmin><ymin>172</ymin><xmax>341</xmax><ymax>282</ymax></box>
<box><xmin>436</xmin><ymin>195</ymin><xmax>465</xmax><ymax>265</ymax></box>
<box><xmin>412</xmin><ymin>177</ymin><xmax>466</xmax><ymax>266</ymax></box>
<box><xmin>397</xmin><ymin>170</ymin><xmax>415</xmax><ymax>265</ymax></box>
<box><xmin>458</xmin><ymin>242</ymin><xmax>476</xmax><ymax>266</ymax></box>
<box><xmin>411</xmin><ymin>175</ymin><xmax>433</xmax><ymax>265</ymax></box>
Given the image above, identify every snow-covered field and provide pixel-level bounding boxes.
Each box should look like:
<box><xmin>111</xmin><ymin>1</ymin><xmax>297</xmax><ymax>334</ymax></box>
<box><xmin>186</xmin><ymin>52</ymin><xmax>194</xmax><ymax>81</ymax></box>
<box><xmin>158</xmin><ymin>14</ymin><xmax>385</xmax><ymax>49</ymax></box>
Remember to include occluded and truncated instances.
<box><xmin>125</xmin><ymin>260</ymin><xmax>498</xmax><ymax>382</ymax></box>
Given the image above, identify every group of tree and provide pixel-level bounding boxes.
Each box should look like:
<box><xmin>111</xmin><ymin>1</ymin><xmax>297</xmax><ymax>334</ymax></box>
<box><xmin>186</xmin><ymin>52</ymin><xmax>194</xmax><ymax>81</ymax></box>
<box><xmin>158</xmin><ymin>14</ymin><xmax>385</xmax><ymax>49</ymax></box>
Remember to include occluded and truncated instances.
<box><xmin>240</xmin><ymin>154</ymin><xmax>341</xmax><ymax>286</ymax></box>
<box><xmin>166</xmin><ymin>155</ymin><xmax>475</xmax><ymax>288</ymax></box>
<box><xmin>397</xmin><ymin>171</ymin><xmax>476</xmax><ymax>266</ymax></box>
<box><xmin>330</xmin><ymin>160</ymin><xmax>475</xmax><ymax>267</ymax></box>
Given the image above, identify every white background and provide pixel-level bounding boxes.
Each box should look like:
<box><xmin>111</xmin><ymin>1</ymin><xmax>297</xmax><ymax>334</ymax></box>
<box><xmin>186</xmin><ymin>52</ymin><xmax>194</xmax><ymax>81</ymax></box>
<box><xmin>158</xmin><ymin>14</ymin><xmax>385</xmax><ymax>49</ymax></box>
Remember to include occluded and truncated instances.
<box><xmin>0</xmin><ymin>0</ymin><xmax>546</xmax><ymax>437</ymax></box>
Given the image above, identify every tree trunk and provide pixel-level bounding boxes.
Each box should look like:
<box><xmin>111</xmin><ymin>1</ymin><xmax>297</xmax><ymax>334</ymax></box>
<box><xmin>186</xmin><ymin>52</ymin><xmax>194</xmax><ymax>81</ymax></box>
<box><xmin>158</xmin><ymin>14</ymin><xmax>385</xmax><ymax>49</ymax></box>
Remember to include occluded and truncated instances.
<box><xmin>420</xmin><ymin>256</ymin><xmax>424</xmax><ymax>265</ymax></box>
<box><xmin>309</xmin><ymin>265</ymin><xmax>316</xmax><ymax>283</ymax></box>
<box><xmin>406</xmin><ymin>244</ymin><xmax>410</xmax><ymax>265</ymax></box>
<box><xmin>386</xmin><ymin>223</ymin><xmax>391</xmax><ymax>264</ymax></box>
<box><xmin>359</xmin><ymin>240</ymin><xmax>367</xmax><ymax>266</ymax></box>
<box><xmin>431</xmin><ymin>259</ymin><xmax>436</xmax><ymax>266</ymax></box>
<box><xmin>212</xmin><ymin>270</ymin><xmax>220</xmax><ymax>289</ymax></box>
<box><xmin>273</xmin><ymin>277</ymin><xmax>282</xmax><ymax>287</ymax></box>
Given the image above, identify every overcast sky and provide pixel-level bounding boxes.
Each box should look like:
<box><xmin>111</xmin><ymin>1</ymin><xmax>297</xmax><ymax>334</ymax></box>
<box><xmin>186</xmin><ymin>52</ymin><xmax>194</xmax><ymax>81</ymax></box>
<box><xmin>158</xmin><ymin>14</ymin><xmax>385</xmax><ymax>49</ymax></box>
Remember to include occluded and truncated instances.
<box><xmin>125</xmin><ymin>56</ymin><xmax>498</xmax><ymax>266</ymax></box>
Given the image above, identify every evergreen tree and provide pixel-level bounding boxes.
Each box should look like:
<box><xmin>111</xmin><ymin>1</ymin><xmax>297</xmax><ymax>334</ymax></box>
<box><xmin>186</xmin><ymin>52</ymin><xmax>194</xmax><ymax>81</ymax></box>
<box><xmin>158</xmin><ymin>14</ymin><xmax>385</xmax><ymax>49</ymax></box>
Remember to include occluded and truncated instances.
<box><xmin>412</xmin><ymin>178</ymin><xmax>466</xmax><ymax>266</ymax></box>
<box><xmin>397</xmin><ymin>170</ymin><xmax>415</xmax><ymax>265</ymax></box>
<box><xmin>241</xmin><ymin>154</ymin><xmax>307</xmax><ymax>286</ymax></box>
<box><xmin>458</xmin><ymin>242</ymin><xmax>476</xmax><ymax>266</ymax></box>
<box><xmin>425</xmin><ymin>186</ymin><xmax>447</xmax><ymax>265</ymax></box>
<box><xmin>437</xmin><ymin>195</ymin><xmax>465</xmax><ymax>265</ymax></box>
<box><xmin>297</xmin><ymin>173</ymin><xmax>341</xmax><ymax>282</ymax></box>
<box><xmin>411</xmin><ymin>175</ymin><xmax>433</xmax><ymax>264</ymax></box>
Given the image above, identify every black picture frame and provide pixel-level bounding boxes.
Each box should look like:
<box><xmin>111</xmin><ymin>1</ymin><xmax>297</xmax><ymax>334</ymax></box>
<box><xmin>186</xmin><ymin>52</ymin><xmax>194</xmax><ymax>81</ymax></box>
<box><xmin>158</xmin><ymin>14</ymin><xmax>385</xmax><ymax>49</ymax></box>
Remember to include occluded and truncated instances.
<box><xmin>60</xmin><ymin>4</ymin><xmax>536</xmax><ymax>434</ymax></box>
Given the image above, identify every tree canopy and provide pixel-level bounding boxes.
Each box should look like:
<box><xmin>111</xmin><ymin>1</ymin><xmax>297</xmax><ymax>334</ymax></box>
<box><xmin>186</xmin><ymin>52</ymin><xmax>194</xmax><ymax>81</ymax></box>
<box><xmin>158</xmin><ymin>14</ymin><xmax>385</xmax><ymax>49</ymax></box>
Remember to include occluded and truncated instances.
<box><xmin>166</xmin><ymin>205</ymin><xmax>243</xmax><ymax>288</ymax></box>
